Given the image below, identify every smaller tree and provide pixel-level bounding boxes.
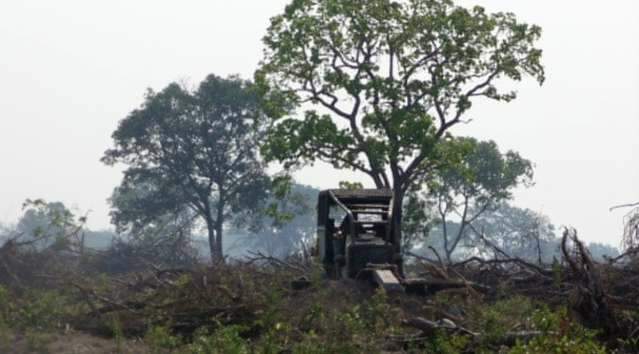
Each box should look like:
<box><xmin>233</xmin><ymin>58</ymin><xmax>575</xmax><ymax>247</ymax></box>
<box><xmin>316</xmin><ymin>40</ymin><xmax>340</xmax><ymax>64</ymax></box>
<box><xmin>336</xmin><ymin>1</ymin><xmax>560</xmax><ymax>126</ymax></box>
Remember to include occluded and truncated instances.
<box><xmin>107</xmin><ymin>182</ymin><xmax>200</xmax><ymax>268</ymax></box>
<box><xmin>0</xmin><ymin>200</ymin><xmax>90</xmax><ymax>287</ymax></box>
<box><xmin>227</xmin><ymin>183</ymin><xmax>319</xmax><ymax>258</ymax></box>
<box><xmin>608</xmin><ymin>202</ymin><xmax>639</xmax><ymax>251</ymax></box>
<box><xmin>103</xmin><ymin>75</ymin><xmax>270</xmax><ymax>262</ymax></box>
<box><xmin>620</xmin><ymin>206</ymin><xmax>639</xmax><ymax>251</ymax></box>
<box><xmin>469</xmin><ymin>203</ymin><xmax>557</xmax><ymax>263</ymax></box>
<box><xmin>587</xmin><ymin>242</ymin><xmax>619</xmax><ymax>262</ymax></box>
<box><xmin>15</xmin><ymin>199</ymin><xmax>87</xmax><ymax>252</ymax></box>
<box><xmin>402</xmin><ymin>192</ymin><xmax>438</xmax><ymax>252</ymax></box>
<box><xmin>413</xmin><ymin>138</ymin><xmax>533</xmax><ymax>262</ymax></box>
<box><xmin>0</xmin><ymin>222</ymin><xmax>10</xmax><ymax>243</ymax></box>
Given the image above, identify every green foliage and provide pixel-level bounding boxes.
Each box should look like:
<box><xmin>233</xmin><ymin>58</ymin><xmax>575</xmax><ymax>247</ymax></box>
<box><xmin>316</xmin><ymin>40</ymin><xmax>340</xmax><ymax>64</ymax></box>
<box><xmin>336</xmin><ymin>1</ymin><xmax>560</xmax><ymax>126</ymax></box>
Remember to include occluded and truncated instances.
<box><xmin>0</xmin><ymin>263</ymin><xmax>620</xmax><ymax>353</ymax></box>
<box><xmin>109</xmin><ymin>314</ymin><xmax>125</xmax><ymax>353</ymax></box>
<box><xmin>20</xmin><ymin>199</ymin><xmax>77</xmax><ymax>235</ymax></box>
<box><xmin>361</xmin><ymin>289</ymin><xmax>396</xmax><ymax>333</ymax></box>
<box><xmin>231</xmin><ymin>182</ymin><xmax>319</xmax><ymax>258</ymax></box>
<box><xmin>258</xmin><ymin>0</ymin><xmax>544</xmax><ymax>194</ymax></box>
<box><xmin>295</xmin><ymin>307</ymin><xmax>371</xmax><ymax>354</ymax></box>
<box><xmin>510</xmin><ymin>306</ymin><xmax>607</xmax><ymax>354</ymax></box>
<box><xmin>428</xmin><ymin>138</ymin><xmax>533</xmax><ymax>204</ymax></box>
<box><xmin>262</xmin><ymin>174</ymin><xmax>296</xmax><ymax>224</ymax></box>
<box><xmin>477</xmin><ymin>296</ymin><xmax>535</xmax><ymax>345</ymax></box>
<box><xmin>0</xmin><ymin>296</ymin><xmax>9</xmax><ymax>354</ymax></box>
<box><xmin>145</xmin><ymin>325</ymin><xmax>182</xmax><ymax>353</ymax></box>
<box><xmin>402</xmin><ymin>189</ymin><xmax>437</xmax><ymax>250</ymax></box>
<box><xmin>552</xmin><ymin>258</ymin><xmax>563</xmax><ymax>287</ymax></box>
<box><xmin>24</xmin><ymin>329</ymin><xmax>54</xmax><ymax>354</ymax></box>
<box><xmin>103</xmin><ymin>74</ymin><xmax>271</xmax><ymax>261</ymax></box>
<box><xmin>185</xmin><ymin>326</ymin><xmax>249</xmax><ymax>354</ymax></box>
<box><xmin>420</xmin><ymin>331</ymin><xmax>470</xmax><ymax>354</ymax></box>
<box><xmin>0</xmin><ymin>325</ymin><xmax>9</xmax><ymax>354</ymax></box>
<box><xmin>16</xmin><ymin>291</ymin><xmax>66</xmax><ymax>330</ymax></box>
<box><xmin>339</xmin><ymin>181</ymin><xmax>364</xmax><ymax>190</ymax></box>
<box><xmin>253</xmin><ymin>284</ymin><xmax>286</xmax><ymax>332</ymax></box>
<box><xmin>16</xmin><ymin>199</ymin><xmax>87</xmax><ymax>251</ymax></box>
<box><xmin>423</xmin><ymin>295</ymin><xmax>608</xmax><ymax>353</ymax></box>
<box><xmin>290</xmin><ymin>289</ymin><xmax>397</xmax><ymax>354</ymax></box>
<box><xmin>0</xmin><ymin>287</ymin><xmax>60</xmax><ymax>352</ymax></box>
<box><xmin>408</xmin><ymin>138</ymin><xmax>534</xmax><ymax>261</ymax></box>
<box><xmin>0</xmin><ymin>287</ymin><xmax>73</xmax><ymax>332</ymax></box>
<box><xmin>258</xmin><ymin>0</ymin><xmax>544</xmax><ymax>262</ymax></box>
<box><xmin>0</xmin><ymin>286</ymin><xmax>9</xmax><ymax>323</ymax></box>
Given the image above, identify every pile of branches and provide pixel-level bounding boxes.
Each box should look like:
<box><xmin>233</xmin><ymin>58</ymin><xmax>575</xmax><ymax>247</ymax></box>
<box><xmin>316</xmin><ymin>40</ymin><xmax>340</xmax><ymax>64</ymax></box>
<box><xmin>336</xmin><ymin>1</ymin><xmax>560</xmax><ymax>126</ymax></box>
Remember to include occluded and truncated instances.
<box><xmin>63</xmin><ymin>252</ymin><xmax>316</xmax><ymax>337</ymax></box>
<box><xmin>3</xmin><ymin>222</ymin><xmax>639</xmax><ymax>350</ymax></box>
<box><xmin>0</xmin><ymin>220</ymin><xmax>318</xmax><ymax>337</ymax></box>
<box><xmin>0</xmin><ymin>229</ymin><xmax>87</xmax><ymax>290</ymax></box>
<box><xmin>408</xmin><ymin>228</ymin><xmax>639</xmax><ymax>342</ymax></box>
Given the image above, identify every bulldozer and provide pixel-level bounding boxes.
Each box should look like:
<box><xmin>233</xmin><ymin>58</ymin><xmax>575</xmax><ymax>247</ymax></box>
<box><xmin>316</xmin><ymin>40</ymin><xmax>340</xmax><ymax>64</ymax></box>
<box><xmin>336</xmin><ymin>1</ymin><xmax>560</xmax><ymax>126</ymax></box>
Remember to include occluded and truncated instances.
<box><xmin>316</xmin><ymin>189</ymin><xmax>404</xmax><ymax>291</ymax></box>
<box><xmin>314</xmin><ymin>188</ymin><xmax>475</xmax><ymax>295</ymax></box>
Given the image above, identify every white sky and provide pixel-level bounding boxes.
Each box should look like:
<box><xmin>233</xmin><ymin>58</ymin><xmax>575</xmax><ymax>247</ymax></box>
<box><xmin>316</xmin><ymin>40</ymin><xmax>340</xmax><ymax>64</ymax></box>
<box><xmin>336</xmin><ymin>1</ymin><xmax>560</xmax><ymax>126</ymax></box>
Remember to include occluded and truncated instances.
<box><xmin>0</xmin><ymin>0</ymin><xmax>637</xmax><ymax>247</ymax></box>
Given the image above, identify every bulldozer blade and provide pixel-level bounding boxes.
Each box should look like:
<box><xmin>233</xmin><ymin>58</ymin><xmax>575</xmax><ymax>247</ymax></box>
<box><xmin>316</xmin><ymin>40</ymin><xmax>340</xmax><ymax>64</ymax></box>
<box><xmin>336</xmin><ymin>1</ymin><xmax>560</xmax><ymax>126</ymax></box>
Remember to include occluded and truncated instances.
<box><xmin>372</xmin><ymin>269</ymin><xmax>403</xmax><ymax>292</ymax></box>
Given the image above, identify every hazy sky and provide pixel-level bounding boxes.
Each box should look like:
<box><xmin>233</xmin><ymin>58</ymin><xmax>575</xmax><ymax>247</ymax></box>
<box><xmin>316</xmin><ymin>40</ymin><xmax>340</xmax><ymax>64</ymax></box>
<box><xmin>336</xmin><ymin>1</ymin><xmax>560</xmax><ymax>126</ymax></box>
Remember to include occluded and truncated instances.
<box><xmin>1</xmin><ymin>1</ymin><xmax>637</xmax><ymax>246</ymax></box>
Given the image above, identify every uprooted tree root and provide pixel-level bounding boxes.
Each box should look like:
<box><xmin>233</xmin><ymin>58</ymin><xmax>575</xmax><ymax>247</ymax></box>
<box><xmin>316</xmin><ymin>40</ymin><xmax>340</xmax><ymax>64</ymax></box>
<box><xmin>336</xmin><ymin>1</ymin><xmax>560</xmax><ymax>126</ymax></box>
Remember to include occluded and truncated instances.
<box><xmin>442</xmin><ymin>229</ymin><xmax>637</xmax><ymax>341</ymax></box>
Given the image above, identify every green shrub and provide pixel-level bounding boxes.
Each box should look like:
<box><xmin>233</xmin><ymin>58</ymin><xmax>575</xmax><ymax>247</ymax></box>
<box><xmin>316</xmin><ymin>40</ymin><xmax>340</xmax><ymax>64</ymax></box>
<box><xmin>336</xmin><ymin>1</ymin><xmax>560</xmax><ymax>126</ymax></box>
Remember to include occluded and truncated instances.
<box><xmin>0</xmin><ymin>285</ymin><xmax>10</xmax><ymax>322</ymax></box>
<box><xmin>509</xmin><ymin>306</ymin><xmax>607</xmax><ymax>354</ymax></box>
<box><xmin>185</xmin><ymin>325</ymin><xmax>249</xmax><ymax>354</ymax></box>
<box><xmin>24</xmin><ymin>329</ymin><xmax>54</xmax><ymax>354</ymax></box>
<box><xmin>510</xmin><ymin>333</ymin><xmax>607</xmax><ymax>354</ymax></box>
<box><xmin>0</xmin><ymin>320</ymin><xmax>11</xmax><ymax>353</ymax></box>
<box><xmin>145</xmin><ymin>325</ymin><xmax>182</xmax><ymax>353</ymax></box>
<box><xmin>0</xmin><ymin>287</ymin><xmax>73</xmax><ymax>331</ymax></box>
<box><xmin>17</xmin><ymin>290</ymin><xmax>69</xmax><ymax>330</ymax></box>
<box><xmin>478</xmin><ymin>296</ymin><xmax>535</xmax><ymax>345</ymax></box>
<box><xmin>109</xmin><ymin>314</ymin><xmax>124</xmax><ymax>353</ymax></box>
<box><xmin>419</xmin><ymin>331</ymin><xmax>470</xmax><ymax>354</ymax></box>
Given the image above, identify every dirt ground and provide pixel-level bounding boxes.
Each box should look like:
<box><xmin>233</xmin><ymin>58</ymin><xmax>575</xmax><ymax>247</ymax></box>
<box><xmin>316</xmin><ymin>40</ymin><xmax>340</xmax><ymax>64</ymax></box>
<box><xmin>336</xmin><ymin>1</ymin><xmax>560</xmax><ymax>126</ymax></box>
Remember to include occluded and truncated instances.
<box><xmin>2</xmin><ymin>330</ymin><xmax>149</xmax><ymax>354</ymax></box>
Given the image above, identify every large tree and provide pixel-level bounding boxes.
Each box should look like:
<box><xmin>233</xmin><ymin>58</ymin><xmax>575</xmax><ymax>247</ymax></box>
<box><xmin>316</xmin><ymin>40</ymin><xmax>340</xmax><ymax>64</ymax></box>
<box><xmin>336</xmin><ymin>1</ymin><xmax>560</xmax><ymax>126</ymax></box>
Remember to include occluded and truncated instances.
<box><xmin>256</xmin><ymin>0</ymin><xmax>544</xmax><ymax>259</ymax></box>
<box><xmin>103</xmin><ymin>75</ymin><xmax>270</xmax><ymax>262</ymax></box>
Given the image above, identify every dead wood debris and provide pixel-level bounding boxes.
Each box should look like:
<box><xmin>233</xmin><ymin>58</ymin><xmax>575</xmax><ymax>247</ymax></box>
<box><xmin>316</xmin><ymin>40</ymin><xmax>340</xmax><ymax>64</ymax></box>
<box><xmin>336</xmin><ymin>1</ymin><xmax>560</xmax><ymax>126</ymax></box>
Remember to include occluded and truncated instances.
<box><xmin>404</xmin><ymin>227</ymin><xmax>639</xmax><ymax>342</ymax></box>
<box><xmin>402</xmin><ymin>316</ymin><xmax>547</xmax><ymax>347</ymax></box>
<box><xmin>2</xmin><ymin>228</ymin><xmax>639</xmax><ymax>348</ymax></box>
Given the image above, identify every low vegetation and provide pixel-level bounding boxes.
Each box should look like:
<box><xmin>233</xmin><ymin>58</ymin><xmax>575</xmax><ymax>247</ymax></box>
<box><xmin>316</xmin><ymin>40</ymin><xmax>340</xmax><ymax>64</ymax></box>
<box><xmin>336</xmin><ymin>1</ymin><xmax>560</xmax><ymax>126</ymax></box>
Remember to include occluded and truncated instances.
<box><xmin>0</xmin><ymin>224</ymin><xmax>637</xmax><ymax>353</ymax></box>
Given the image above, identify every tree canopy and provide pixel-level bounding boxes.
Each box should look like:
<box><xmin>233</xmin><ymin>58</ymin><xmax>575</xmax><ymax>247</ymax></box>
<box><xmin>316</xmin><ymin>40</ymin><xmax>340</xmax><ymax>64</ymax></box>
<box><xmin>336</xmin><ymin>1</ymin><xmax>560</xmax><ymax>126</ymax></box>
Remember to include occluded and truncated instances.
<box><xmin>257</xmin><ymin>0</ymin><xmax>545</xmax><ymax>255</ymax></box>
<box><xmin>258</xmin><ymin>0</ymin><xmax>543</xmax><ymax>188</ymax></box>
<box><xmin>103</xmin><ymin>75</ymin><xmax>270</xmax><ymax>262</ymax></box>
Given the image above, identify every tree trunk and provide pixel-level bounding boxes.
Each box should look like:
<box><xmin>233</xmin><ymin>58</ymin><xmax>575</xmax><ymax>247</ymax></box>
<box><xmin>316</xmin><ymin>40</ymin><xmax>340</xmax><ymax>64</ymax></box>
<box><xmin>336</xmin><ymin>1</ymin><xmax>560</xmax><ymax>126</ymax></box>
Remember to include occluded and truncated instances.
<box><xmin>445</xmin><ymin>248</ymin><xmax>453</xmax><ymax>264</ymax></box>
<box><xmin>391</xmin><ymin>184</ymin><xmax>404</xmax><ymax>275</ymax></box>
<box><xmin>215</xmin><ymin>210</ymin><xmax>224</xmax><ymax>262</ymax></box>
<box><xmin>204</xmin><ymin>200</ymin><xmax>225</xmax><ymax>264</ymax></box>
<box><xmin>205</xmin><ymin>217</ymin><xmax>220</xmax><ymax>263</ymax></box>
<box><xmin>215</xmin><ymin>197</ymin><xmax>225</xmax><ymax>262</ymax></box>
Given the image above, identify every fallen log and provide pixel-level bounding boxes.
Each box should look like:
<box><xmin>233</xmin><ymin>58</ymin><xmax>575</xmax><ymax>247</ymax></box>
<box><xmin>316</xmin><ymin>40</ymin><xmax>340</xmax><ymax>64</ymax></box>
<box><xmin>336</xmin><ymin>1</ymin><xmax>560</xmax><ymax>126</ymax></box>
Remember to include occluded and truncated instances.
<box><xmin>402</xmin><ymin>317</ymin><xmax>476</xmax><ymax>337</ymax></box>
<box><xmin>403</xmin><ymin>316</ymin><xmax>549</xmax><ymax>347</ymax></box>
